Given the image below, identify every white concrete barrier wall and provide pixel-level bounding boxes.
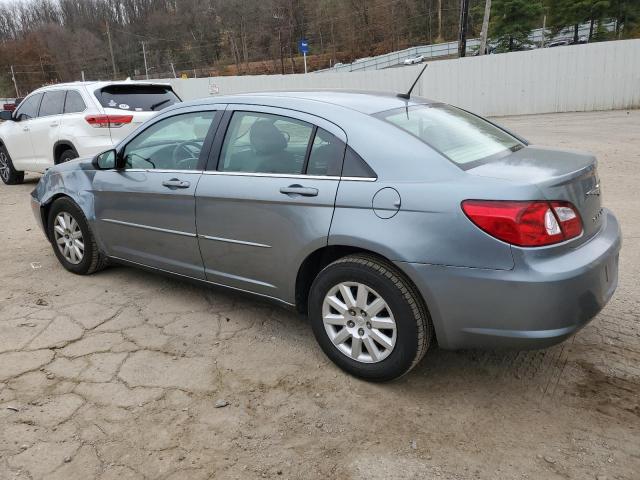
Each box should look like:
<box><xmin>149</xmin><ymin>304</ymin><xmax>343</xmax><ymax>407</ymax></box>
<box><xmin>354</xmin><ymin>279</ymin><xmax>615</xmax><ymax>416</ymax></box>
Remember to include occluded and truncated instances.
<box><xmin>166</xmin><ymin>39</ymin><xmax>640</xmax><ymax>117</ymax></box>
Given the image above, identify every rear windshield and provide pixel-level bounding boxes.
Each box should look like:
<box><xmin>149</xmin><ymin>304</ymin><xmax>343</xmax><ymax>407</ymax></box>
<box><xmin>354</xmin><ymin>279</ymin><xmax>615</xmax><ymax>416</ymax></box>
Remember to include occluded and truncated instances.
<box><xmin>95</xmin><ymin>85</ymin><xmax>180</xmax><ymax>112</ymax></box>
<box><xmin>377</xmin><ymin>104</ymin><xmax>523</xmax><ymax>165</ymax></box>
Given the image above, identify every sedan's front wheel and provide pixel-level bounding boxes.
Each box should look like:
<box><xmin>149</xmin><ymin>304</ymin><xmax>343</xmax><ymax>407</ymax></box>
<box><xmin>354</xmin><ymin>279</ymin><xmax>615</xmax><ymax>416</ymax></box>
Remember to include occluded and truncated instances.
<box><xmin>47</xmin><ymin>198</ymin><xmax>106</xmax><ymax>275</ymax></box>
<box><xmin>309</xmin><ymin>254</ymin><xmax>432</xmax><ymax>381</ymax></box>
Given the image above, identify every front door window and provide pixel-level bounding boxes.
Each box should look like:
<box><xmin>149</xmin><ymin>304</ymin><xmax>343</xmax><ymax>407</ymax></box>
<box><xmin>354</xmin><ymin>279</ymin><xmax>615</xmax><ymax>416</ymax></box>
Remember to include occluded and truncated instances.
<box><xmin>122</xmin><ymin>111</ymin><xmax>216</xmax><ymax>171</ymax></box>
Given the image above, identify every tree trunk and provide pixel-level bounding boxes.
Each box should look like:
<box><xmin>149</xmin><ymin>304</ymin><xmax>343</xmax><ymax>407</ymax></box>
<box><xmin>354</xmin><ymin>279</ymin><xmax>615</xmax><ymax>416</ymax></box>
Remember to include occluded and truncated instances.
<box><xmin>437</xmin><ymin>0</ymin><xmax>443</xmax><ymax>42</ymax></box>
<box><xmin>589</xmin><ymin>18</ymin><xmax>594</xmax><ymax>41</ymax></box>
<box><xmin>479</xmin><ymin>0</ymin><xmax>491</xmax><ymax>55</ymax></box>
<box><xmin>573</xmin><ymin>23</ymin><xmax>579</xmax><ymax>43</ymax></box>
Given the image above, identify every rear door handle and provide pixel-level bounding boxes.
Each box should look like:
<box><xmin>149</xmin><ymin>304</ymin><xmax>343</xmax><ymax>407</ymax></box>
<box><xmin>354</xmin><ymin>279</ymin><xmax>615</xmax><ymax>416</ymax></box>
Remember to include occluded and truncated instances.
<box><xmin>162</xmin><ymin>178</ymin><xmax>191</xmax><ymax>189</ymax></box>
<box><xmin>280</xmin><ymin>184</ymin><xmax>319</xmax><ymax>197</ymax></box>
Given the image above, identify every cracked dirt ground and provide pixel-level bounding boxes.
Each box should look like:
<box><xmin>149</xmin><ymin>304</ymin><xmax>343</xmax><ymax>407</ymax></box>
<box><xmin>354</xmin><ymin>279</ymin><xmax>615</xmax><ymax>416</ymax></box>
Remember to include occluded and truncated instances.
<box><xmin>1</xmin><ymin>110</ymin><xmax>639</xmax><ymax>480</ymax></box>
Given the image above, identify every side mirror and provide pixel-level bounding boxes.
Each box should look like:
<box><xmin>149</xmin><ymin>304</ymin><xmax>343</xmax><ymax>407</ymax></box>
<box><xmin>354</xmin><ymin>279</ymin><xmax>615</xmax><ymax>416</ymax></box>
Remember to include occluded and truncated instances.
<box><xmin>93</xmin><ymin>149</ymin><xmax>118</xmax><ymax>170</ymax></box>
<box><xmin>0</xmin><ymin>110</ymin><xmax>13</xmax><ymax>121</ymax></box>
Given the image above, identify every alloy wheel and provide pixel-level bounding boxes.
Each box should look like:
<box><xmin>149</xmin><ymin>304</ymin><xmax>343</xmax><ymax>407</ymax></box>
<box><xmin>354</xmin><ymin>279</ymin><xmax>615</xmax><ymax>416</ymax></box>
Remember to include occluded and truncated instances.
<box><xmin>53</xmin><ymin>212</ymin><xmax>84</xmax><ymax>265</ymax></box>
<box><xmin>322</xmin><ymin>282</ymin><xmax>397</xmax><ymax>363</ymax></box>
<box><xmin>0</xmin><ymin>151</ymin><xmax>9</xmax><ymax>182</ymax></box>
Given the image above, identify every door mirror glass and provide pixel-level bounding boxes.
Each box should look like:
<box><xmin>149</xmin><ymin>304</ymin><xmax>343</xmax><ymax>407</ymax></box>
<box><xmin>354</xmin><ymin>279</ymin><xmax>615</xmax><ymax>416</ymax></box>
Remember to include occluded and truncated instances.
<box><xmin>0</xmin><ymin>110</ymin><xmax>12</xmax><ymax>121</ymax></box>
<box><xmin>95</xmin><ymin>149</ymin><xmax>117</xmax><ymax>170</ymax></box>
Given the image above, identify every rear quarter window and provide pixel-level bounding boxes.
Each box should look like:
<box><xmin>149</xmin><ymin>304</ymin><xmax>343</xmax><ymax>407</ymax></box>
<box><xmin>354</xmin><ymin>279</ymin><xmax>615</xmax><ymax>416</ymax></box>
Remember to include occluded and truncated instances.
<box><xmin>94</xmin><ymin>85</ymin><xmax>180</xmax><ymax>112</ymax></box>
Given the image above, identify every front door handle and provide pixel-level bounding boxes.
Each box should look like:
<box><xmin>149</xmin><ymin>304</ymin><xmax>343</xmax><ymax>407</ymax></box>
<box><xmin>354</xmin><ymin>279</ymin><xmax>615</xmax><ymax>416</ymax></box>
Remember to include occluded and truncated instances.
<box><xmin>280</xmin><ymin>184</ymin><xmax>319</xmax><ymax>197</ymax></box>
<box><xmin>22</xmin><ymin>127</ymin><xmax>29</xmax><ymax>132</ymax></box>
<box><xmin>50</xmin><ymin>122</ymin><xmax>59</xmax><ymax>127</ymax></box>
<box><xmin>162</xmin><ymin>178</ymin><xmax>191</xmax><ymax>189</ymax></box>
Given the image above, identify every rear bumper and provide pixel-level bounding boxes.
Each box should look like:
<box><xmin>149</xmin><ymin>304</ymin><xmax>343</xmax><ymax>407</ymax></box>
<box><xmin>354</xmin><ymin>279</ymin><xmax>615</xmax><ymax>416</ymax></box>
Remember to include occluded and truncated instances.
<box><xmin>397</xmin><ymin>209</ymin><xmax>621</xmax><ymax>350</ymax></box>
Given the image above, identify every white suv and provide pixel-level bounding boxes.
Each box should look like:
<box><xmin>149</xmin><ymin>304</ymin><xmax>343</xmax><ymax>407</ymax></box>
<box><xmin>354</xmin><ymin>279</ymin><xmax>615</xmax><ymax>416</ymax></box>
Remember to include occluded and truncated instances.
<box><xmin>0</xmin><ymin>80</ymin><xmax>181</xmax><ymax>185</ymax></box>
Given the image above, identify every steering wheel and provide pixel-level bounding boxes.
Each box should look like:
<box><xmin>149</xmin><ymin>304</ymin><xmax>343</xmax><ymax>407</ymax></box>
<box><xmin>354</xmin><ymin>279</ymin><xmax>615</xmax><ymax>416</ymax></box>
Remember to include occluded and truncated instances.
<box><xmin>172</xmin><ymin>140</ymin><xmax>202</xmax><ymax>168</ymax></box>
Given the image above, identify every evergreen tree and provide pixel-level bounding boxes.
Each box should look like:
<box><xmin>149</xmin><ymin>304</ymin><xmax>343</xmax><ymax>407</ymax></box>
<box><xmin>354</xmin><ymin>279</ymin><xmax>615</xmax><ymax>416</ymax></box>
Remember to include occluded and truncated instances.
<box><xmin>490</xmin><ymin>0</ymin><xmax>544</xmax><ymax>51</ymax></box>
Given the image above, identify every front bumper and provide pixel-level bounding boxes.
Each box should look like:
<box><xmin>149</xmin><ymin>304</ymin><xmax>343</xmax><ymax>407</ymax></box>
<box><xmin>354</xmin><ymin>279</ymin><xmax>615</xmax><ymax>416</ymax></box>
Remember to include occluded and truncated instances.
<box><xmin>397</xmin><ymin>209</ymin><xmax>621</xmax><ymax>350</ymax></box>
<box><xmin>30</xmin><ymin>190</ymin><xmax>45</xmax><ymax>235</ymax></box>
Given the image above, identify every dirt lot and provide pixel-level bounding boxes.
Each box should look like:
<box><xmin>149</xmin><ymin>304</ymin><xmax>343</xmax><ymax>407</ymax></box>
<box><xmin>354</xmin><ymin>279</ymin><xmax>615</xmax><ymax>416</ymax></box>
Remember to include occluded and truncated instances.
<box><xmin>0</xmin><ymin>110</ymin><xmax>638</xmax><ymax>480</ymax></box>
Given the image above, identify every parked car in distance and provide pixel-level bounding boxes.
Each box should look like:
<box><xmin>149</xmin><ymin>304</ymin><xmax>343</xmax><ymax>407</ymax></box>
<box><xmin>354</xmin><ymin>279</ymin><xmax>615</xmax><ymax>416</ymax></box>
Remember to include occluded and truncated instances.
<box><xmin>2</xmin><ymin>98</ymin><xmax>22</xmax><ymax>112</ymax></box>
<box><xmin>29</xmin><ymin>91</ymin><xmax>621</xmax><ymax>381</ymax></box>
<box><xmin>0</xmin><ymin>80</ymin><xmax>180</xmax><ymax>184</ymax></box>
<box><xmin>404</xmin><ymin>54</ymin><xmax>425</xmax><ymax>65</ymax></box>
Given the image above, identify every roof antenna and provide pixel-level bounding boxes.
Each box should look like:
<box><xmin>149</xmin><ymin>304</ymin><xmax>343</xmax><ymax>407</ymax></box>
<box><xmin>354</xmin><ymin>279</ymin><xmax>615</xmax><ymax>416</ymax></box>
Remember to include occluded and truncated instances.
<box><xmin>397</xmin><ymin>63</ymin><xmax>428</xmax><ymax>100</ymax></box>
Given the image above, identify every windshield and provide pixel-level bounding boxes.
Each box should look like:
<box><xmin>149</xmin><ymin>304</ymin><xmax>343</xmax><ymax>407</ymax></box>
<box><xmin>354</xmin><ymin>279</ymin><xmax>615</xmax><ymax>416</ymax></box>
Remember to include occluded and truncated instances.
<box><xmin>377</xmin><ymin>104</ymin><xmax>523</xmax><ymax>165</ymax></box>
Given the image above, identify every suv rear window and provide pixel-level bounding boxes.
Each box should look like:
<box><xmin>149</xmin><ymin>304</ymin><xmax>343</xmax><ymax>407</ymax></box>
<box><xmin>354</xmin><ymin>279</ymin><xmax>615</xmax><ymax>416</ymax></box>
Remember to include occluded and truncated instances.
<box><xmin>94</xmin><ymin>85</ymin><xmax>180</xmax><ymax>112</ymax></box>
<box><xmin>377</xmin><ymin>104</ymin><xmax>523</xmax><ymax>165</ymax></box>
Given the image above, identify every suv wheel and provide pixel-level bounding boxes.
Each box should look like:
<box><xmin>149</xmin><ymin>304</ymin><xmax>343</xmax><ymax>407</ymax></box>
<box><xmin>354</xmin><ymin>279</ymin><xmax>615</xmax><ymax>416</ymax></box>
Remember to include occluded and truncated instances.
<box><xmin>309</xmin><ymin>254</ymin><xmax>432</xmax><ymax>381</ymax></box>
<box><xmin>0</xmin><ymin>145</ymin><xmax>25</xmax><ymax>185</ymax></box>
<box><xmin>58</xmin><ymin>149</ymin><xmax>78</xmax><ymax>164</ymax></box>
<box><xmin>47</xmin><ymin>197</ymin><xmax>107</xmax><ymax>275</ymax></box>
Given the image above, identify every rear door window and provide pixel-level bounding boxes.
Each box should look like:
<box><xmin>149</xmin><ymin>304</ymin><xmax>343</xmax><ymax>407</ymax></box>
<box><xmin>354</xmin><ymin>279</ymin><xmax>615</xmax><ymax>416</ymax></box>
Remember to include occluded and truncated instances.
<box><xmin>95</xmin><ymin>85</ymin><xmax>180</xmax><ymax>112</ymax></box>
<box><xmin>219</xmin><ymin>111</ymin><xmax>314</xmax><ymax>174</ymax></box>
<box><xmin>64</xmin><ymin>90</ymin><xmax>86</xmax><ymax>113</ymax></box>
<box><xmin>39</xmin><ymin>91</ymin><xmax>66</xmax><ymax>117</ymax></box>
<box><xmin>14</xmin><ymin>93</ymin><xmax>43</xmax><ymax>120</ymax></box>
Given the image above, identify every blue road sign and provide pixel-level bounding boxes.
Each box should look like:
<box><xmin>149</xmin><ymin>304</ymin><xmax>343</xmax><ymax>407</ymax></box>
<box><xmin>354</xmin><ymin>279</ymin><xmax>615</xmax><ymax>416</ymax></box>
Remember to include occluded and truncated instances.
<box><xmin>298</xmin><ymin>39</ymin><xmax>309</xmax><ymax>54</ymax></box>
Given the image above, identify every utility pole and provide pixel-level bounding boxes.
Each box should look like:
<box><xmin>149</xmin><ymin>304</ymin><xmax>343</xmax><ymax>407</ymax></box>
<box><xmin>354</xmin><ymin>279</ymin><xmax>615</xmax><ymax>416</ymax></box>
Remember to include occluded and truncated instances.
<box><xmin>141</xmin><ymin>41</ymin><xmax>149</xmax><ymax>80</ymax></box>
<box><xmin>10</xmin><ymin>65</ymin><xmax>19</xmax><ymax>97</ymax></box>
<box><xmin>541</xmin><ymin>14</ymin><xmax>547</xmax><ymax>48</ymax></box>
<box><xmin>106</xmin><ymin>21</ymin><xmax>117</xmax><ymax>79</ymax></box>
<box><xmin>479</xmin><ymin>0</ymin><xmax>491</xmax><ymax>55</ymax></box>
<box><xmin>458</xmin><ymin>0</ymin><xmax>471</xmax><ymax>57</ymax></box>
<box><xmin>81</xmin><ymin>70</ymin><xmax>85</xmax><ymax>81</ymax></box>
<box><xmin>170</xmin><ymin>62</ymin><xmax>177</xmax><ymax>78</ymax></box>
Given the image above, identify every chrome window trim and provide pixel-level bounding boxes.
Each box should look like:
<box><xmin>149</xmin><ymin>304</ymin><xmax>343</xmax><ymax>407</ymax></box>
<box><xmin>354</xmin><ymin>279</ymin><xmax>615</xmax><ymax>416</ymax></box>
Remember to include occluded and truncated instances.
<box><xmin>340</xmin><ymin>176</ymin><xmax>378</xmax><ymax>182</ymax></box>
<box><xmin>202</xmin><ymin>171</ymin><xmax>376</xmax><ymax>181</ymax></box>
<box><xmin>198</xmin><ymin>234</ymin><xmax>271</xmax><ymax>249</ymax></box>
<box><xmin>101</xmin><ymin>218</ymin><xmax>196</xmax><ymax>237</ymax></box>
<box><xmin>112</xmin><ymin>168</ymin><xmax>203</xmax><ymax>174</ymax></box>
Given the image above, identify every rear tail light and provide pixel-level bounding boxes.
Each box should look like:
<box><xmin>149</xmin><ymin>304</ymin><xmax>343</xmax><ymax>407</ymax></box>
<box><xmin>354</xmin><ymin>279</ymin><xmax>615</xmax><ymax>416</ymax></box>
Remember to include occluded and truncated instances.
<box><xmin>85</xmin><ymin>114</ymin><xmax>133</xmax><ymax>128</ymax></box>
<box><xmin>461</xmin><ymin>200</ymin><xmax>583</xmax><ymax>247</ymax></box>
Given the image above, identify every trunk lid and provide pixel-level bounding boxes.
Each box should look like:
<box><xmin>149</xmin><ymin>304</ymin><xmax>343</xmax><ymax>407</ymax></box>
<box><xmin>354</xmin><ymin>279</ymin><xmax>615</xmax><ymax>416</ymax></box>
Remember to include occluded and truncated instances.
<box><xmin>466</xmin><ymin>146</ymin><xmax>603</xmax><ymax>246</ymax></box>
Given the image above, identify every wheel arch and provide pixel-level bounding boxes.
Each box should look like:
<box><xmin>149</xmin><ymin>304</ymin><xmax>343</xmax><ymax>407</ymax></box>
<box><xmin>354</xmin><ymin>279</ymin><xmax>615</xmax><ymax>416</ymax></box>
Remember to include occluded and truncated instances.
<box><xmin>53</xmin><ymin>141</ymin><xmax>78</xmax><ymax>164</ymax></box>
<box><xmin>40</xmin><ymin>192</ymin><xmax>96</xmax><ymax>243</ymax></box>
<box><xmin>294</xmin><ymin>245</ymin><xmax>431</xmax><ymax>321</ymax></box>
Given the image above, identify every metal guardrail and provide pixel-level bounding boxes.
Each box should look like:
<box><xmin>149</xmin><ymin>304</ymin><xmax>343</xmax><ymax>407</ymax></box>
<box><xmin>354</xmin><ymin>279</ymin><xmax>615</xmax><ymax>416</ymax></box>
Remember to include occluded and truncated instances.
<box><xmin>316</xmin><ymin>21</ymin><xmax>615</xmax><ymax>74</ymax></box>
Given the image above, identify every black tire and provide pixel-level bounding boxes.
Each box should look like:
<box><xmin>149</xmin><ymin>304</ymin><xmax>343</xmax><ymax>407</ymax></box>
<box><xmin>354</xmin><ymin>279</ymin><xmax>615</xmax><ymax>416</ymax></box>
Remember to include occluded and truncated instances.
<box><xmin>58</xmin><ymin>149</ymin><xmax>78</xmax><ymax>164</ymax></box>
<box><xmin>0</xmin><ymin>144</ymin><xmax>25</xmax><ymax>185</ymax></box>
<box><xmin>47</xmin><ymin>197</ymin><xmax>107</xmax><ymax>275</ymax></box>
<box><xmin>309</xmin><ymin>254</ymin><xmax>432</xmax><ymax>382</ymax></box>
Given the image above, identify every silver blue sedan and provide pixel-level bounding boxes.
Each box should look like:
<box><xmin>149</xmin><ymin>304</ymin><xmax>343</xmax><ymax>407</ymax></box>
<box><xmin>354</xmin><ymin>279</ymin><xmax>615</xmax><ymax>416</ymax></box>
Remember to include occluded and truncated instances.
<box><xmin>30</xmin><ymin>91</ymin><xmax>621</xmax><ymax>381</ymax></box>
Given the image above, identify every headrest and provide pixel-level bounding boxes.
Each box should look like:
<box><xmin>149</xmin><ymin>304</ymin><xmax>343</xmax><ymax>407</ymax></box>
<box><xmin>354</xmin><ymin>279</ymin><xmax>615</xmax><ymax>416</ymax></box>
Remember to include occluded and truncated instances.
<box><xmin>250</xmin><ymin>121</ymin><xmax>287</xmax><ymax>155</ymax></box>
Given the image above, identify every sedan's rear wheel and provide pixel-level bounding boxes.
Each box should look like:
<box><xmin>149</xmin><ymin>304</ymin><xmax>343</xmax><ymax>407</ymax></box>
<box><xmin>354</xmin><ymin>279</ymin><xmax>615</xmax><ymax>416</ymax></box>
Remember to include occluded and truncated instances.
<box><xmin>47</xmin><ymin>198</ymin><xmax>106</xmax><ymax>275</ymax></box>
<box><xmin>309</xmin><ymin>254</ymin><xmax>432</xmax><ymax>381</ymax></box>
<box><xmin>0</xmin><ymin>145</ymin><xmax>24</xmax><ymax>185</ymax></box>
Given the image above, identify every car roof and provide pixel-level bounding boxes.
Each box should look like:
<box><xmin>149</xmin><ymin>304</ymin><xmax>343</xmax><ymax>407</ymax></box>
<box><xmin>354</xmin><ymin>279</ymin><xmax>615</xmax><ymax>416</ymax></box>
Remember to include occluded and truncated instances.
<box><xmin>30</xmin><ymin>80</ymin><xmax>173</xmax><ymax>95</ymax></box>
<box><xmin>182</xmin><ymin>90</ymin><xmax>437</xmax><ymax>116</ymax></box>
